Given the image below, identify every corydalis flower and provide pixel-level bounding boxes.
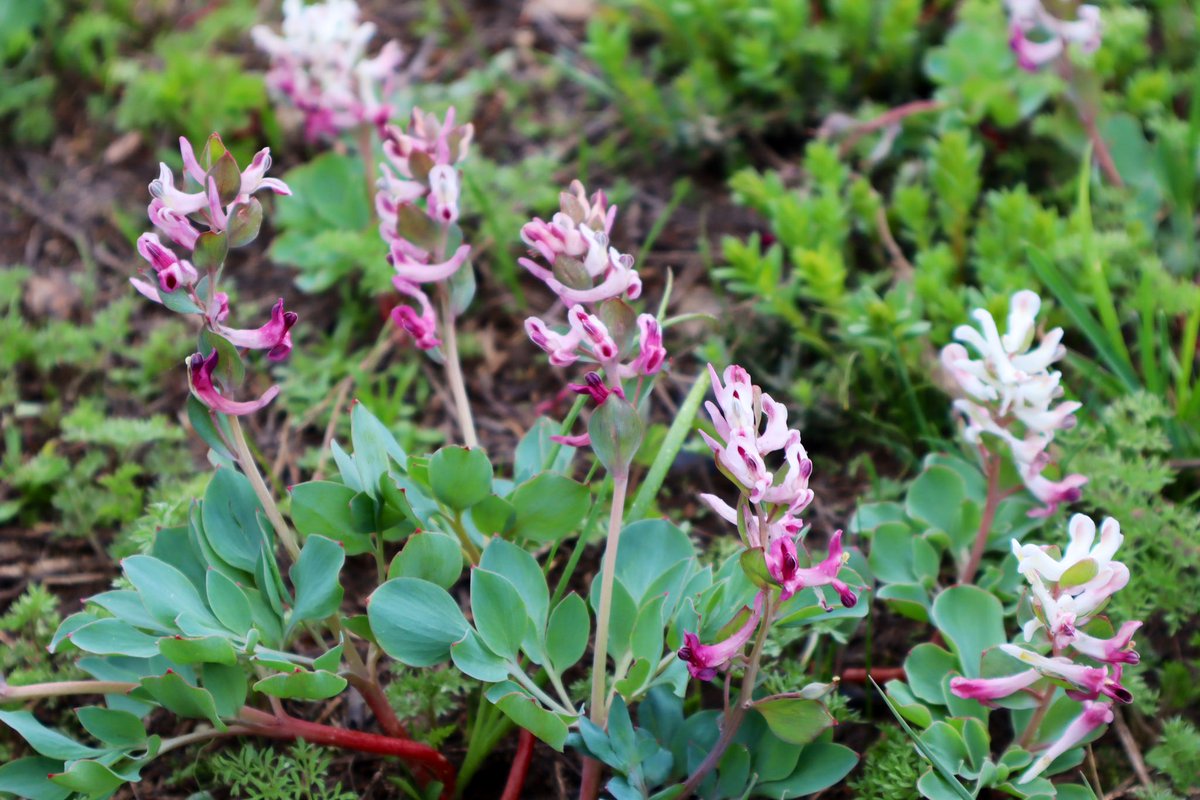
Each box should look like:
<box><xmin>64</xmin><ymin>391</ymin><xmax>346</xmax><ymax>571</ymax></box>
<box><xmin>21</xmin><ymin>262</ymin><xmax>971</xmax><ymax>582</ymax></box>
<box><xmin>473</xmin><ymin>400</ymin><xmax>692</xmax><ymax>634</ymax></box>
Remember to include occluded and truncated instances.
<box><xmin>187</xmin><ymin>351</ymin><xmax>280</xmax><ymax>416</ymax></box>
<box><xmin>677</xmin><ymin>594</ymin><xmax>764</xmax><ymax>681</ymax></box>
<box><xmin>942</xmin><ymin>290</ymin><xmax>1086</xmax><ymax>516</ymax></box>
<box><xmin>767</xmin><ymin>530</ymin><xmax>857</xmax><ymax>608</ymax></box>
<box><xmin>1006</xmin><ymin>0</ymin><xmax>1102</xmax><ymax>72</ymax></box>
<box><xmin>212</xmin><ymin>298</ymin><xmax>298</xmax><ymax>362</ymax></box>
<box><xmin>135</xmin><ymin>233</ymin><xmax>198</xmax><ymax>296</ymax></box>
<box><xmin>699</xmin><ymin>364</ymin><xmax>804</xmax><ymax>506</ymax></box>
<box><xmin>1013</xmin><ymin>514</ymin><xmax>1139</xmax><ymax>664</ymax></box>
<box><xmin>251</xmin><ymin>0</ymin><xmax>402</xmax><ymax>140</ymax></box>
<box><xmin>520</xmin><ymin>181</ymin><xmax>642</xmax><ymax>306</ymax></box>
<box><xmin>1020</xmin><ymin>701</ymin><xmax>1112</xmax><ymax>783</ymax></box>
<box><xmin>376</xmin><ymin>107</ymin><xmax>475</xmax><ymax>351</ymax></box>
<box><xmin>148</xmin><ymin>136</ymin><xmax>290</xmax><ymax>238</ymax></box>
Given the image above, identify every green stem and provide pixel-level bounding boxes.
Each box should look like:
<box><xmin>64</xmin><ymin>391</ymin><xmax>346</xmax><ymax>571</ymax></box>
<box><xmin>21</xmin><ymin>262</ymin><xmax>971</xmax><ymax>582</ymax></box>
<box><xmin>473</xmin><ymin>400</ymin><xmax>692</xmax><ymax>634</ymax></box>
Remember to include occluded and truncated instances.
<box><xmin>628</xmin><ymin>369</ymin><xmax>710</xmax><ymax>521</ymax></box>
<box><xmin>227</xmin><ymin>415</ymin><xmax>300</xmax><ymax>561</ymax></box>
<box><xmin>543</xmin><ymin>394</ymin><xmax>588</xmax><ymax>473</ymax></box>
<box><xmin>549</xmin><ymin>478</ymin><xmax>609</xmax><ymax>609</ymax></box>
<box><xmin>578</xmin><ymin>472</ymin><xmax>629</xmax><ymax>800</ymax></box>
<box><xmin>438</xmin><ymin>284</ymin><xmax>479</xmax><ymax>449</ymax></box>
<box><xmin>588</xmin><ymin>473</ymin><xmax>629</xmax><ymax>725</ymax></box>
<box><xmin>0</xmin><ymin>680</ymin><xmax>137</xmax><ymax>701</ymax></box>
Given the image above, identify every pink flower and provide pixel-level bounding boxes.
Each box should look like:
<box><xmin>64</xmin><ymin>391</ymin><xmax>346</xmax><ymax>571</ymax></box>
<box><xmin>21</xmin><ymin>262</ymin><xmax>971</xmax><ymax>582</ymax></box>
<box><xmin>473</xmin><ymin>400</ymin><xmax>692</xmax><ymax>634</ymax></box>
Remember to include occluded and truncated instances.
<box><xmin>391</xmin><ymin>279</ymin><xmax>440</xmax><ymax>350</ymax></box>
<box><xmin>567</xmin><ymin>305</ymin><xmax>619</xmax><ymax>363</ymax></box>
<box><xmin>187</xmin><ymin>351</ymin><xmax>280</xmax><ymax>416</ymax></box>
<box><xmin>700</xmin><ymin>430</ymin><xmax>772</xmax><ymax>502</ymax></box>
<box><xmin>1006</xmin><ymin>1</ymin><xmax>1102</xmax><ymax>73</ymax></box>
<box><xmin>950</xmin><ymin>669</ymin><xmax>1042</xmax><ymax>704</ymax></box>
<box><xmin>1070</xmin><ymin>621</ymin><xmax>1141</xmax><ymax>665</ymax></box>
<box><xmin>761</xmin><ymin>431</ymin><xmax>814</xmax><ymax>513</ymax></box>
<box><xmin>389</xmin><ymin>242</ymin><xmax>472</xmax><ymax>284</ymax></box>
<box><xmin>148</xmin><ymin>199</ymin><xmax>200</xmax><ymax>250</ymax></box>
<box><xmin>627</xmin><ymin>314</ymin><xmax>666</xmax><ymax>376</ymax></box>
<box><xmin>678</xmin><ymin>594</ymin><xmax>764</xmax><ymax>681</ymax></box>
<box><xmin>252</xmin><ymin>0</ymin><xmax>404</xmax><ymax>140</ymax></box>
<box><xmin>999</xmin><ymin>644</ymin><xmax>1131</xmax><ymax>704</ymax></box>
<box><xmin>767</xmin><ymin>530</ymin><xmax>857</xmax><ymax>608</ymax></box>
<box><xmin>426</xmin><ymin>164</ymin><xmax>461</xmax><ymax>224</ymax></box>
<box><xmin>525</xmin><ymin>317</ymin><xmax>582</xmax><ymax>367</ymax></box>
<box><xmin>213</xmin><ymin>298</ymin><xmax>298</xmax><ymax>362</ymax></box>
<box><xmin>1019</xmin><ymin>701</ymin><xmax>1113</xmax><ymax>783</ymax></box>
<box><xmin>136</xmin><ymin>233</ymin><xmax>198</xmax><ymax>294</ymax></box>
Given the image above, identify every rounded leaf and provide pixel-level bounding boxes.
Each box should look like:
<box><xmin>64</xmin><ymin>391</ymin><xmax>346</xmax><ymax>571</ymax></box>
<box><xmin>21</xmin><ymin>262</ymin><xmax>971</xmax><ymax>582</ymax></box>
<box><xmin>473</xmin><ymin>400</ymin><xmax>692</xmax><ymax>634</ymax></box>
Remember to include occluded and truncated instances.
<box><xmin>368</xmin><ymin>578</ymin><xmax>468</xmax><ymax>666</ymax></box>
<box><xmin>429</xmin><ymin>446</ymin><xmax>493</xmax><ymax>510</ymax></box>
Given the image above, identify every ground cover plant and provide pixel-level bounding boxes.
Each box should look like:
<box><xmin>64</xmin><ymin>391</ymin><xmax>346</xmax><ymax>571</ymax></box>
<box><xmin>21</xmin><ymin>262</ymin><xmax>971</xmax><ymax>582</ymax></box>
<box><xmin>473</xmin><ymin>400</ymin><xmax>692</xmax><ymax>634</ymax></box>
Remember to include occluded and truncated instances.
<box><xmin>1</xmin><ymin>0</ymin><xmax>1198</xmax><ymax>799</ymax></box>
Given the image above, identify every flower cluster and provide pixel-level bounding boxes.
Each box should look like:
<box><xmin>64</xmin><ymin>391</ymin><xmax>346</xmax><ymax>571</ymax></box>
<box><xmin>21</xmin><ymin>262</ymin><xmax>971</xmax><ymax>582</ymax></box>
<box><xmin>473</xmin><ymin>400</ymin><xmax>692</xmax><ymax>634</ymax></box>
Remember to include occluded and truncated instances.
<box><xmin>251</xmin><ymin>0</ymin><xmax>403</xmax><ymax>141</ymax></box>
<box><xmin>131</xmin><ymin>134</ymin><xmax>296</xmax><ymax>416</ymax></box>
<box><xmin>374</xmin><ymin>107</ymin><xmax>475</xmax><ymax>350</ymax></box>
<box><xmin>941</xmin><ymin>290</ymin><xmax>1086</xmax><ymax>516</ymax></box>
<box><xmin>520</xmin><ymin>182</ymin><xmax>666</xmax><ymax>440</ymax></box>
<box><xmin>677</xmin><ymin>365</ymin><xmax>857</xmax><ymax>682</ymax></box>
<box><xmin>950</xmin><ymin>513</ymin><xmax>1139</xmax><ymax>783</ymax></box>
<box><xmin>1005</xmin><ymin>0</ymin><xmax>1102</xmax><ymax>72</ymax></box>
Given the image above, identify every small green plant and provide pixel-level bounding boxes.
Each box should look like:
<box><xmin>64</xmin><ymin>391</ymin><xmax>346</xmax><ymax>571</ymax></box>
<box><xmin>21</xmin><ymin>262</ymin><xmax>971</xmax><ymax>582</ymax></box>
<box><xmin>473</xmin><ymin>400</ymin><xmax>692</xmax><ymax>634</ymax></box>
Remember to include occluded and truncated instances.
<box><xmin>209</xmin><ymin>741</ymin><xmax>357</xmax><ymax>800</ymax></box>
<box><xmin>0</xmin><ymin>585</ymin><xmax>78</xmax><ymax>689</ymax></box>
<box><xmin>847</xmin><ymin>726</ymin><xmax>922</xmax><ymax>800</ymax></box>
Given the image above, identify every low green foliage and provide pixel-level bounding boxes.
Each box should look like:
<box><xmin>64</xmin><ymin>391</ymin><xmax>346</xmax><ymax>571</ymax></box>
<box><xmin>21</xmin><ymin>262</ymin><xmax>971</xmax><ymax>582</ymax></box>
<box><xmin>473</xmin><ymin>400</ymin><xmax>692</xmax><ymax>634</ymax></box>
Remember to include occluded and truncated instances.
<box><xmin>208</xmin><ymin>741</ymin><xmax>357</xmax><ymax>800</ymax></box>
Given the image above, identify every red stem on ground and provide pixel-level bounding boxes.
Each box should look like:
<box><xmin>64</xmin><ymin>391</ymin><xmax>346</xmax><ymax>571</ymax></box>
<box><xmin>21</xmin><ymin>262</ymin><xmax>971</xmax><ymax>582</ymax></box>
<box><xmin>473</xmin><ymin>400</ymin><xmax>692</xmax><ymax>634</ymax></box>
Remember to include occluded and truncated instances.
<box><xmin>238</xmin><ymin>707</ymin><xmax>456</xmax><ymax>798</ymax></box>
<box><xmin>841</xmin><ymin>666</ymin><xmax>906</xmax><ymax>683</ymax></box>
<box><xmin>500</xmin><ymin>729</ymin><xmax>536</xmax><ymax>800</ymax></box>
<box><xmin>346</xmin><ymin>673</ymin><xmax>410</xmax><ymax>739</ymax></box>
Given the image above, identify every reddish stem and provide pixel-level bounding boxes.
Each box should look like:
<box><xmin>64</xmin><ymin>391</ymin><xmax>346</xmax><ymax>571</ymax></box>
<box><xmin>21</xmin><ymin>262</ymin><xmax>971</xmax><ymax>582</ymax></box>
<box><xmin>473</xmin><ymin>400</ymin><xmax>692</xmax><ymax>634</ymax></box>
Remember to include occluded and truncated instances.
<box><xmin>958</xmin><ymin>452</ymin><xmax>1002</xmax><ymax>586</ymax></box>
<box><xmin>837</xmin><ymin>100</ymin><xmax>946</xmax><ymax>155</ymax></box>
<box><xmin>346</xmin><ymin>673</ymin><xmax>409</xmax><ymax>739</ymax></box>
<box><xmin>841</xmin><ymin>666</ymin><xmax>906</xmax><ymax>684</ymax></box>
<box><xmin>500</xmin><ymin>729</ymin><xmax>536</xmax><ymax>800</ymax></box>
<box><xmin>238</xmin><ymin>707</ymin><xmax>456</xmax><ymax>798</ymax></box>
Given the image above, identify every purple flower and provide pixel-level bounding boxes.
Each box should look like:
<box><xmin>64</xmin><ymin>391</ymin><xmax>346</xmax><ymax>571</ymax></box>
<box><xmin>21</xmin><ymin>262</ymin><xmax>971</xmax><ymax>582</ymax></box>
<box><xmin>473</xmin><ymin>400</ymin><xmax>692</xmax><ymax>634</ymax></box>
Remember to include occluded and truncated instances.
<box><xmin>187</xmin><ymin>351</ymin><xmax>280</xmax><ymax>416</ymax></box>
<box><xmin>212</xmin><ymin>298</ymin><xmax>298</xmax><ymax>362</ymax></box>
<box><xmin>678</xmin><ymin>593</ymin><xmax>764</xmax><ymax>681</ymax></box>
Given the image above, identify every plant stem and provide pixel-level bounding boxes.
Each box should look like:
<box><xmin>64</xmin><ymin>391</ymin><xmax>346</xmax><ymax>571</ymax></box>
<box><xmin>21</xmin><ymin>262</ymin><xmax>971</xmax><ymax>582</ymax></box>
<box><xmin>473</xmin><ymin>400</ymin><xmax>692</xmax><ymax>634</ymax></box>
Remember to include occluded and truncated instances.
<box><xmin>579</xmin><ymin>472</ymin><xmax>630</xmax><ymax>800</ymax></box>
<box><xmin>357</xmin><ymin>124</ymin><xmax>377</xmax><ymax>210</ymax></box>
<box><xmin>678</xmin><ymin>593</ymin><xmax>774</xmax><ymax>798</ymax></box>
<box><xmin>158</xmin><ymin>724</ymin><xmax>253</xmax><ymax>755</ymax></box>
<box><xmin>237</xmin><ymin>706</ymin><xmax>455</xmax><ymax>797</ymax></box>
<box><xmin>957</xmin><ymin>452</ymin><xmax>1002</xmax><ymax>585</ymax></box>
<box><xmin>227</xmin><ymin>414</ymin><xmax>300</xmax><ymax>561</ymax></box>
<box><xmin>628</xmin><ymin>368</ymin><xmax>711</xmax><ymax>521</ymax></box>
<box><xmin>499</xmin><ymin>729</ymin><xmax>536</xmax><ymax>800</ymax></box>
<box><xmin>588</xmin><ymin>473</ymin><xmax>629</xmax><ymax>725</ymax></box>
<box><xmin>0</xmin><ymin>680</ymin><xmax>137</xmax><ymax>701</ymax></box>
<box><xmin>438</xmin><ymin>285</ymin><xmax>478</xmax><ymax>449</ymax></box>
<box><xmin>1018</xmin><ymin>688</ymin><xmax>1054</xmax><ymax>749</ymax></box>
